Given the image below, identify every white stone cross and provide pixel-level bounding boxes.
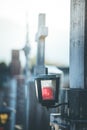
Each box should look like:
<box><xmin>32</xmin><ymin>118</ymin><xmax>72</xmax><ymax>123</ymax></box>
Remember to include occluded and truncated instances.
<box><xmin>35</xmin><ymin>13</ymin><xmax>48</xmax><ymax>66</ymax></box>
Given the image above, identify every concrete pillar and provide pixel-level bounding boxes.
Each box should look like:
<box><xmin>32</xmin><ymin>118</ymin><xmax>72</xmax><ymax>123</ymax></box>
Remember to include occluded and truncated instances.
<box><xmin>70</xmin><ymin>0</ymin><xmax>86</xmax><ymax>89</ymax></box>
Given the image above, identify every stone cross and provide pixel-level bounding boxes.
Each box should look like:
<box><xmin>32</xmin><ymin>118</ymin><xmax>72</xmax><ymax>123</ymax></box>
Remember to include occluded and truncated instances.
<box><xmin>35</xmin><ymin>14</ymin><xmax>48</xmax><ymax>75</ymax></box>
<box><xmin>23</xmin><ymin>14</ymin><xmax>31</xmax><ymax>80</ymax></box>
<box><xmin>35</xmin><ymin>13</ymin><xmax>48</xmax><ymax>66</ymax></box>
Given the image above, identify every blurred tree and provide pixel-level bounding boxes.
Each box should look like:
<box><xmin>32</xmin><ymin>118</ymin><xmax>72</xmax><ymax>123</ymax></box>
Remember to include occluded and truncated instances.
<box><xmin>0</xmin><ymin>62</ymin><xmax>10</xmax><ymax>87</ymax></box>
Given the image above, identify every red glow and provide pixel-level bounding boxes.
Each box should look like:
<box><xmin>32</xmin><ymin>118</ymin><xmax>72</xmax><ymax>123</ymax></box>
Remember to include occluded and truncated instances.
<box><xmin>42</xmin><ymin>87</ymin><xmax>54</xmax><ymax>100</ymax></box>
<box><xmin>0</xmin><ymin>127</ymin><xmax>4</xmax><ymax>130</ymax></box>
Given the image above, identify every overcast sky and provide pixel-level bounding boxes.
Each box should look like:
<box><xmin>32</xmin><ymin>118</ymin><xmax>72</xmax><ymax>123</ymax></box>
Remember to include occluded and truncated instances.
<box><xmin>0</xmin><ymin>0</ymin><xmax>70</xmax><ymax>66</ymax></box>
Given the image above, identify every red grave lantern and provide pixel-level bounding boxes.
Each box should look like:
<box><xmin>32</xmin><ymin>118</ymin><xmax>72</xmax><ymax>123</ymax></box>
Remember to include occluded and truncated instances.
<box><xmin>35</xmin><ymin>74</ymin><xmax>61</xmax><ymax>107</ymax></box>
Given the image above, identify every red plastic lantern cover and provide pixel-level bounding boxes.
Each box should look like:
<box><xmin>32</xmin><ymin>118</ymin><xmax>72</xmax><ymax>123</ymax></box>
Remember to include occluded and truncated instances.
<box><xmin>42</xmin><ymin>87</ymin><xmax>54</xmax><ymax>100</ymax></box>
<box><xmin>41</xmin><ymin>80</ymin><xmax>56</xmax><ymax>100</ymax></box>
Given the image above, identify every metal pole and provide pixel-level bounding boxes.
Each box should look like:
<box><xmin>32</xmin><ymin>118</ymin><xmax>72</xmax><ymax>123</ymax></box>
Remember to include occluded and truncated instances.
<box><xmin>70</xmin><ymin>0</ymin><xmax>85</xmax><ymax>89</ymax></box>
<box><xmin>70</xmin><ymin>0</ymin><xmax>87</xmax><ymax>129</ymax></box>
<box><xmin>9</xmin><ymin>79</ymin><xmax>17</xmax><ymax>130</ymax></box>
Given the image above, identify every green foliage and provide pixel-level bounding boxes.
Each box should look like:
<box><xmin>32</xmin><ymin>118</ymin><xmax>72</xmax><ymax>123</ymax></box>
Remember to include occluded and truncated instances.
<box><xmin>0</xmin><ymin>62</ymin><xmax>9</xmax><ymax>87</ymax></box>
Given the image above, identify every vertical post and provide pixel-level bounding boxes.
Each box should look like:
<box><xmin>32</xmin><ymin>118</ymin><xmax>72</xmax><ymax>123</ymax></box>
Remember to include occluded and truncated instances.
<box><xmin>84</xmin><ymin>1</ymin><xmax>87</xmax><ymax>88</ymax></box>
<box><xmin>70</xmin><ymin>0</ymin><xmax>85</xmax><ymax>89</ymax></box>
<box><xmin>9</xmin><ymin>79</ymin><xmax>17</xmax><ymax>130</ymax></box>
<box><xmin>70</xmin><ymin>0</ymin><xmax>87</xmax><ymax>129</ymax></box>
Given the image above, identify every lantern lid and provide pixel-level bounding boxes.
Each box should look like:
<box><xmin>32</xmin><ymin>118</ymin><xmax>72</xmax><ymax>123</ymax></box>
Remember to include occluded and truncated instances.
<box><xmin>35</xmin><ymin>74</ymin><xmax>60</xmax><ymax>80</ymax></box>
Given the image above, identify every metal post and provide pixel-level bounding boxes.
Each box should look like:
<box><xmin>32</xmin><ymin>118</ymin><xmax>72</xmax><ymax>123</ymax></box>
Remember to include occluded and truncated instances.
<box><xmin>9</xmin><ymin>79</ymin><xmax>17</xmax><ymax>130</ymax></box>
<box><xmin>70</xmin><ymin>0</ymin><xmax>87</xmax><ymax>129</ymax></box>
<box><xmin>70</xmin><ymin>0</ymin><xmax>85</xmax><ymax>89</ymax></box>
